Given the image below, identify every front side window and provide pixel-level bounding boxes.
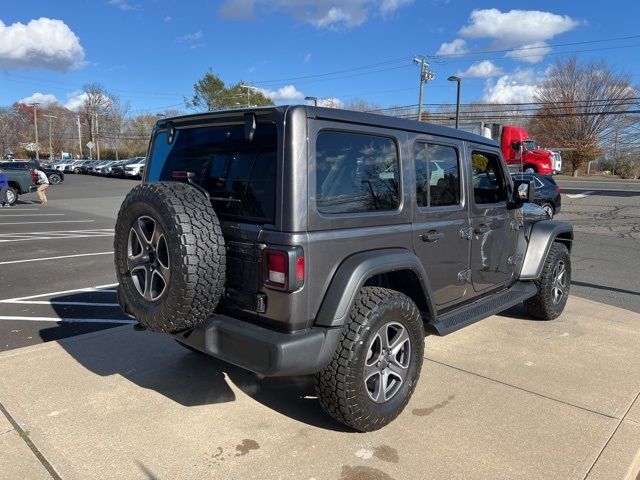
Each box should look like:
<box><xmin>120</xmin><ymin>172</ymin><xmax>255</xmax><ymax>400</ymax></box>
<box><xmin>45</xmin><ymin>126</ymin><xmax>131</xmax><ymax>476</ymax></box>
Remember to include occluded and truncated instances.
<box><xmin>414</xmin><ymin>142</ymin><xmax>461</xmax><ymax>207</ymax></box>
<box><xmin>315</xmin><ymin>131</ymin><xmax>400</xmax><ymax>214</ymax></box>
<box><xmin>472</xmin><ymin>150</ymin><xmax>508</xmax><ymax>205</ymax></box>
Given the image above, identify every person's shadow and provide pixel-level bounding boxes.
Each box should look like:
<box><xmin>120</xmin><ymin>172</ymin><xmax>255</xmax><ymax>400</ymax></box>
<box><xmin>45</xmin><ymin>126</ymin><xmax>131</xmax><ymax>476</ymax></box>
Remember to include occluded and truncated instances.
<box><xmin>45</xmin><ymin>292</ymin><xmax>350</xmax><ymax>431</ymax></box>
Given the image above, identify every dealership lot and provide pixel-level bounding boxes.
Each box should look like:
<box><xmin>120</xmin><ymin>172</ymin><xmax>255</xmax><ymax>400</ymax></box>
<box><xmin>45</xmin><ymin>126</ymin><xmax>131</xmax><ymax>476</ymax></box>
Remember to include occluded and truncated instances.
<box><xmin>0</xmin><ymin>175</ymin><xmax>136</xmax><ymax>351</ymax></box>
<box><xmin>1</xmin><ymin>174</ymin><xmax>639</xmax><ymax>479</ymax></box>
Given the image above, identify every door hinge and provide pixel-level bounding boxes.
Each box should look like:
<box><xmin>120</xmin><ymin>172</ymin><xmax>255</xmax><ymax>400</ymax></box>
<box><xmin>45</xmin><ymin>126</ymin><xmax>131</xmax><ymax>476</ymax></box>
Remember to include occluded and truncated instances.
<box><xmin>459</xmin><ymin>227</ymin><xmax>472</xmax><ymax>240</ymax></box>
<box><xmin>458</xmin><ymin>269</ymin><xmax>472</xmax><ymax>283</ymax></box>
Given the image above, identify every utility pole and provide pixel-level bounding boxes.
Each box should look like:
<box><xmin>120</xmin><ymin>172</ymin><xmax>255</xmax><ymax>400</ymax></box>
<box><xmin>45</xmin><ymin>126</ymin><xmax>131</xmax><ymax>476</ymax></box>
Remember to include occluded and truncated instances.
<box><xmin>95</xmin><ymin>111</ymin><xmax>101</xmax><ymax>160</ymax></box>
<box><xmin>612</xmin><ymin>127</ymin><xmax>619</xmax><ymax>176</ymax></box>
<box><xmin>31</xmin><ymin>103</ymin><xmax>40</xmax><ymax>160</ymax></box>
<box><xmin>77</xmin><ymin>115</ymin><xmax>83</xmax><ymax>158</ymax></box>
<box><xmin>413</xmin><ymin>56</ymin><xmax>435</xmax><ymax>121</ymax></box>
<box><xmin>43</xmin><ymin>114</ymin><xmax>57</xmax><ymax>161</ymax></box>
<box><xmin>239</xmin><ymin>84</ymin><xmax>259</xmax><ymax>107</ymax></box>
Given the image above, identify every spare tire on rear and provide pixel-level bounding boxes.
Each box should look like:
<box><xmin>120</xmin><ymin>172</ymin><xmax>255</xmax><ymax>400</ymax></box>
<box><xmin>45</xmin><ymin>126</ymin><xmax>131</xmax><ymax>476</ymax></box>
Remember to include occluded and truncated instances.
<box><xmin>114</xmin><ymin>182</ymin><xmax>226</xmax><ymax>333</ymax></box>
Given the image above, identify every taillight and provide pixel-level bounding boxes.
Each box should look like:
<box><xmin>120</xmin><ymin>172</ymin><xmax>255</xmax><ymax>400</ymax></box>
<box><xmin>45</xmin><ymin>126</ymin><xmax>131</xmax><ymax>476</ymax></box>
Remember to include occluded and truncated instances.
<box><xmin>262</xmin><ymin>247</ymin><xmax>304</xmax><ymax>292</ymax></box>
<box><xmin>267</xmin><ymin>251</ymin><xmax>287</xmax><ymax>286</ymax></box>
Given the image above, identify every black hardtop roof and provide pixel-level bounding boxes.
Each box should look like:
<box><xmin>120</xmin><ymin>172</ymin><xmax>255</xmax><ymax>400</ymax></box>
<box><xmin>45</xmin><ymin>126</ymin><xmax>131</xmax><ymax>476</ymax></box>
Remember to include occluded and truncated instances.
<box><xmin>159</xmin><ymin>105</ymin><xmax>498</xmax><ymax>148</ymax></box>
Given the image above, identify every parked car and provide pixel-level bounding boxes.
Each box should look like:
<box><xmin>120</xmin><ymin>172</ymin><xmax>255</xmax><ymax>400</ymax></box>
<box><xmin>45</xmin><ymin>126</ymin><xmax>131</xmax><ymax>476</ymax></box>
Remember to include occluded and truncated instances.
<box><xmin>511</xmin><ymin>173</ymin><xmax>561</xmax><ymax>218</ymax></box>
<box><xmin>114</xmin><ymin>106</ymin><xmax>573</xmax><ymax>432</ymax></box>
<box><xmin>110</xmin><ymin>158</ymin><xmax>142</xmax><ymax>177</ymax></box>
<box><xmin>87</xmin><ymin>160</ymin><xmax>109</xmax><ymax>174</ymax></box>
<box><xmin>0</xmin><ymin>161</ymin><xmax>64</xmax><ymax>185</ymax></box>
<box><xmin>123</xmin><ymin>157</ymin><xmax>145</xmax><ymax>178</ymax></box>
<box><xmin>0</xmin><ymin>166</ymin><xmax>37</xmax><ymax>205</ymax></box>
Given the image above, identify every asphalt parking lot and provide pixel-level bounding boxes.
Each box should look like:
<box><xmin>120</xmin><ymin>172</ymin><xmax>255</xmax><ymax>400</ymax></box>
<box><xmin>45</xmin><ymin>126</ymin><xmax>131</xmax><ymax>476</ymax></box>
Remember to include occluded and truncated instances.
<box><xmin>1</xmin><ymin>174</ymin><xmax>640</xmax><ymax>352</ymax></box>
<box><xmin>0</xmin><ymin>174</ymin><xmax>137</xmax><ymax>351</ymax></box>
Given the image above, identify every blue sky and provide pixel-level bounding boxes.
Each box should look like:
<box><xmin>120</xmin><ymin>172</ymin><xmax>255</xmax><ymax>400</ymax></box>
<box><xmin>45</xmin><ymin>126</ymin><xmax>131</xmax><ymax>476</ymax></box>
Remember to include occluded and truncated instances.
<box><xmin>1</xmin><ymin>0</ymin><xmax>639</xmax><ymax>113</ymax></box>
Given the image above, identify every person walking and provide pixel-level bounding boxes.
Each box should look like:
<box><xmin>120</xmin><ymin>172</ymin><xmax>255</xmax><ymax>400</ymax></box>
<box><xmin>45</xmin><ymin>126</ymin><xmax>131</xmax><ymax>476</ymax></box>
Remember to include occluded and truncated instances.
<box><xmin>33</xmin><ymin>167</ymin><xmax>49</xmax><ymax>206</ymax></box>
<box><xmin>0</xmin><ymin>168</ymin><xmax>9</xmax><ymax>207</ymax></box>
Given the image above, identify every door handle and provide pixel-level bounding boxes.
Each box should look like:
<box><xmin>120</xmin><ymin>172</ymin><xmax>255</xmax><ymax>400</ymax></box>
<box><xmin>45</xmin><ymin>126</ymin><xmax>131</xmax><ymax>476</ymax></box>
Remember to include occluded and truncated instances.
<box><xmin>421</xmin><ymin>230</ymin><xmax>445</xmax><ymax>242</ymax></box>
<box><xmin>474</xmin><ymin>224</ymin><xmax>490</xmax><ymax>235</ymax></box>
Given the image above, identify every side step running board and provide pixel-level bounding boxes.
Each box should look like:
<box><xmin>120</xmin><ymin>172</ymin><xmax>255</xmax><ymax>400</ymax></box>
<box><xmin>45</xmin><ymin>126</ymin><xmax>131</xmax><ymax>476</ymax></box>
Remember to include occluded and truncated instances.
<box><xmin>431</xmin><ymin>282</ymin><xmax>537</xmax><ymax>336</ymax></box>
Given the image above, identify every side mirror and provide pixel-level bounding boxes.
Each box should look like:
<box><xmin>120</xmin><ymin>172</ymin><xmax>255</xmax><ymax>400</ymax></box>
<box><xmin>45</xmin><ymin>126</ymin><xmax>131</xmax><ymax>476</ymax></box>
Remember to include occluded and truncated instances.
<box><xmin>513</xmin><ymin>179</ymin><xmax>534</xmax><ymax>204</ymax></box>
<box><xmin>511</xmin><ymin>142</ymin><xmax>521</xmax><ymax>151</ymax></box>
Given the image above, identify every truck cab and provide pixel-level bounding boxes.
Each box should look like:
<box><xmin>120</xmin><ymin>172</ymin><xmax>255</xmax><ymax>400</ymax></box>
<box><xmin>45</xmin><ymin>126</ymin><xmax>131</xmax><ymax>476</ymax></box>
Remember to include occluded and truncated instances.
<box><xmin>501</xmin><ymin>125</ymin><xmax>556</xmax><ymax>175</ymax></box>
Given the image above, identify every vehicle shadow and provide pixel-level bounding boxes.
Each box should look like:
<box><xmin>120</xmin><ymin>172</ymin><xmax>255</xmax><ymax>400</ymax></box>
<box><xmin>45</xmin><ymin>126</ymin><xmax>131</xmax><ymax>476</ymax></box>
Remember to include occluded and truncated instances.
<box><xmin>45</xmin><ymin>292</ymin><xmax>349</xmax><ymax>432</ymax></box>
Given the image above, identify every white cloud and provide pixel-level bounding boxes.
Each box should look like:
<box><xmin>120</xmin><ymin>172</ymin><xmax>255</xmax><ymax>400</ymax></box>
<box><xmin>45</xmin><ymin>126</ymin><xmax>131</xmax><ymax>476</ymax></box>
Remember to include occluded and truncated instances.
<box><xmin>18</xmin><ymin>92</ymin><xmax>59</xmax><ymax>106</ymax></box>
<box><xmin>436</xmin><ymin>38</ymin><xmax>467</xmax><ymax>56</ymax></box>
<box><xmin>218</xmin><ymin>0</ymin><xmax>413</xmax><ymax>29</ymax></box>
<box><xmin>459</xmin><ymin>8</ymin><xmax>579</xmax><ymax>47</ymax></box>
<box><xmin>458</xmin><ymin>60</ymin><xmax>502</xmax><ymax>78</ymax></box>
<box><xmin>64</xmin><ymin>92</ymin><xmax>88</xmax><ymax>111</ymax></box>
<box><xmin>0</xmin><ymin>18</ymin><xmax>85</xmax><ymax>71</ymax></box>
<box><xmin>482</xmin><ymin>69</ymin><xmax>540</xmax><ymax>103</ymax></box>
<box><xmin>317</xmin><ymin>97</ymin><xmax>344</xmax><ymax>108</ymax></box>
<box><xmin>258</xmin><ymin>84</ymin><xmax>305</xmax><ymax>101</ymax></box>
<box><xmin>108</xmin><ymin>0</ymin><xmax>142</xmax><ymax>11</ymax></box>
<box><xmin>178</xmin><ymin>31</ymin><xmax>203</xmax><ymax>42</ymax></box>
<box><xmin>505</xmin><ymin>41</ymin><xmax>552</xmax><ymax>64</ymax></box>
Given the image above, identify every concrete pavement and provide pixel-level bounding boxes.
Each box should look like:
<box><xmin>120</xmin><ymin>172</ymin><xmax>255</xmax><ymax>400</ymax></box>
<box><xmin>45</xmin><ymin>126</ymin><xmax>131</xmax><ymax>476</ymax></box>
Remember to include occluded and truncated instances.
<box><xmin>1</xmin><ymin>296</ymin><xmax>639</xmax><ymax>480</ymax></box>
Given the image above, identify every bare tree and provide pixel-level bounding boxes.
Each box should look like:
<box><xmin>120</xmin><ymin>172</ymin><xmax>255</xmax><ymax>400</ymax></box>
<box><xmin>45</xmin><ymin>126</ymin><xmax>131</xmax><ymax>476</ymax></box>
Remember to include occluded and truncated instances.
<box><xmin>529</xmin><ymin>57</ymin><xmax>638</xmax><ymax>176</ymax></box>
<box><xmin>344</xmin><ymin>98</ymin><xmax>382</xmax><ymax>113</ymax></box>
<box><xmin>83</xmin><ymin>83</ymin><xmax>112</xmax><ymax>159</ymax></box>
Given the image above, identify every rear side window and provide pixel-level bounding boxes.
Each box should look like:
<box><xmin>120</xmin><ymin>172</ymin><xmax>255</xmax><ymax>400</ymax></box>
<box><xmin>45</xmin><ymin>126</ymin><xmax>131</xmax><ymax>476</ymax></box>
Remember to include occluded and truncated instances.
<box><xmin>148</xmin><ymin>123</ymin><xmax>277</xmax><ymax>223</ymax></box>
<box><xmin>315</xmin><ymin>131</ymin><xmax>400</xmax><ymax>214</ymax></box>
<box><xmin>414</xmin><ymin>143</ymin><xmax>461</xmax><ymax>207</ymax></box>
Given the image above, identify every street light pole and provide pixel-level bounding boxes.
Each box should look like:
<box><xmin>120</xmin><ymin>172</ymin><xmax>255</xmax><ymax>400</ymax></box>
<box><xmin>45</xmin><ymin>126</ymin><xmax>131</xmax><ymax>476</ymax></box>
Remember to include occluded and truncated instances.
<box><xmin>43</xmin><ymin>114</ymin><xmax>57</xmax><ymax>161</ymax></box>
<box><xmin>31</xmin><ymin>103</ymin><xmax>40</xmax><ymax>160</ymax></box>
<box><xmin>447</xmin><ymin>76</ymin><xmax>462</xmax><ymax>129</ymax></box>
<box><xmin>305</xmin><ymin>96</ymin><xmax>318</xmax><ymax>106</ymax></box>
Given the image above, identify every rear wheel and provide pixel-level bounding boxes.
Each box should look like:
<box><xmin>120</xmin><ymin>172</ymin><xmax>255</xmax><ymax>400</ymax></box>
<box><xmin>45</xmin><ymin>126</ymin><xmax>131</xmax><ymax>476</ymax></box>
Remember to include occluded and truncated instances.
<box><xmin>524</xmin><ymin>243</ymin><xmax>570</xmax><ymax>320</ymax></box>
<box><xmin>114</xmin><ymin>182</ymin><xmax>226</xmax><ymax>333</ymax></box>
<box><xmin>5</xmin><ymin>187</ymin><xmax>17</xmax><ymax>205</ymax></box>
<box><xmin>314</xmin><ymin>287</ymin><xmax>424</xmax><ymax>432</ymax></box>
<box><xmin>541</xmin><ymin>202</ymin><xmax>554</xmax><ymax>218</ymax></box>
<box><xmin>48</xmin><ymin>173</ymin><xmax>62</xmax><ymax>185</ymax></box>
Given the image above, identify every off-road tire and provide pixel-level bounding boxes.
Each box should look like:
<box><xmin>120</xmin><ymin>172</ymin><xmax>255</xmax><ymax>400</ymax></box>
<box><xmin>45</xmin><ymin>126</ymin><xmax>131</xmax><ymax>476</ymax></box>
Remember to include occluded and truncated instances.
<box><xmin>523</xmin><ymin>242</ymin><xmax>570</xmax><ymax>320</ymax></box>
<box><xmin>314</xmin><ymin>287</ymin><xmax>424</xmax><ymax>432</ymax></box>
<box><xmin>114</xmin><ymin>182</ymin><xmax>226</xmax><ymax>333</ymax></box>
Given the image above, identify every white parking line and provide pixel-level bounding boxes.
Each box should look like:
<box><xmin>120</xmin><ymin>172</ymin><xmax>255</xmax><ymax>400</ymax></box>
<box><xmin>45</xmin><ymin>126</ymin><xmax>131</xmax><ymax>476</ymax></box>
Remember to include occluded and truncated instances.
<box><xmin>0</xmin><ymin>283</ymin><xmax>119</xmax><ymax>303</ymax></box>
<box><xmin>0</xmin><ymin>251</ymin><xmax>113</xmax><ymax>265</ymax></box>
<box><xmin>0</xmin><ymin>214</ymin><xmax>65</xmax><ymax>217</ymax></box>
<box><xmin>0</xmin><ymin>220</ymin><xmax>94</xmax><ymax>226</ymax></box>
<box><xmin>566</xmin><ymin>191</ymin><xmax>595</xmax><ymax>199</ymax></box>
<box><xmin>0</xmin><ymin>316</ymin><xmax>134</xmax><ymax>325</ymax></box>
<box><xmin>1</xmin><ymin>300</ymin><xmax>120</xmax><ymax>307</ymax></box>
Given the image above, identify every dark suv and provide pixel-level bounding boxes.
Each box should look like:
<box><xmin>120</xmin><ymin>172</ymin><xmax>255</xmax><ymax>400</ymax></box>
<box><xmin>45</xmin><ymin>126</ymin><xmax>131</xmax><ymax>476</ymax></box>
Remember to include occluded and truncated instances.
<box><xmin>114</xmin><ymin>106</ymin><xmax>573</xmax><ymax>431</ymax></box>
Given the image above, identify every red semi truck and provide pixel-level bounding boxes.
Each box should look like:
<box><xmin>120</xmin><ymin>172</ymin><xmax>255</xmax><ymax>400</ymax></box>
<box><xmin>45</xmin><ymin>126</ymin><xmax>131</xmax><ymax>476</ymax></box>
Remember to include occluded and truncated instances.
<box><xmin>460</xmin><ymin>123</ymin><xmax>561</xmax><ymax>175</ymax></box>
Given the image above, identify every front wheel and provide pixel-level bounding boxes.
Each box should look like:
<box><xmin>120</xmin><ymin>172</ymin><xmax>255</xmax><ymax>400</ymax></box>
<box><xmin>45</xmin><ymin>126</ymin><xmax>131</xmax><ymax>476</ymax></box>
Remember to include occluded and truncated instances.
<box><xmin>524</xmin><ymin>243</ymin><xmax>570</xmax><ymax>320</ymax></box>
<box><xmin>314</xmin><ymin>287</ymin><xmax>424</xmax><ymax>432</ymax></box>
<box><xmin>524</xmin><ymin>165</ymin><xmax>537</xmax><ymax>174</ymax></box>
<box><xmin>48</xmin><ymin>173</ymin><xmax>62</xmax><ymax>185</ymax></box>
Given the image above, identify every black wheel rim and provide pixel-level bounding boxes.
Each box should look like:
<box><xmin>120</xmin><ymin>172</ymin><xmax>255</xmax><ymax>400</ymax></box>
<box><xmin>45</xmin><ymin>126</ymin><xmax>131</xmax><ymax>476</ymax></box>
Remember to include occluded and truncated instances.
<box><xmin>551</xmin><ymin>260</ymin><xmax>568</xmax><ymax>305</ymax></box>
<box><xmin>127</xmin><ymin>215</ymin><xmax>170</xmax><ymax>302</ymax></box>
<box><xmin>364</xmin><ymin>321</ymin><xmax>411</xmax><ymax>403</ymax></box>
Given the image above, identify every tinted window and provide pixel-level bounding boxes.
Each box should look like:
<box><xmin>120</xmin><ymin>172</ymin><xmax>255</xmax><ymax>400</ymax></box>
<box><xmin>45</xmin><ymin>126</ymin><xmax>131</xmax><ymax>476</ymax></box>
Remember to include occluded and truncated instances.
<box><xmin>472</xmin><ymin>151</ymin><xmax>508</xmax><ymax>204</ymax></box>
<box><xmin>149</xmin><ymin>123</ymin><xmax>277</xmax><ymax>222</ymax></box>
<box><xmin>0</xmin><ymin>162</ymin><xmax>27</xmax><ymax>170</ymax></box>
<box><xmin>414</xmin><ymin>143</ymin><xmax>461</xmax><ymax>207</ymax></box>
<box><xmin>316</xmin><ymin>131</ymin><xmax>399</xmax><ymax>214</ymax></box>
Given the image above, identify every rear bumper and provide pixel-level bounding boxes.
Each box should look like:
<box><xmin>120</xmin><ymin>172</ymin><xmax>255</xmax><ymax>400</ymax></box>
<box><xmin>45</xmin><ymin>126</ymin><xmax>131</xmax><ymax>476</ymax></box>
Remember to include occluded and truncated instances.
<box><xmin>172</xmin><ymin>314</ymin><xmax>342</xmax><ymax>377</ymax></box>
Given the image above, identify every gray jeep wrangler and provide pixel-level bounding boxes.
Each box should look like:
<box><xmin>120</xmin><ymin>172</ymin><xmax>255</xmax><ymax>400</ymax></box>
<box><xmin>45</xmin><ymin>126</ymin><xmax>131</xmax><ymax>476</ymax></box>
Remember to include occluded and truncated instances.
<box><xmin>114</xmin><ymin>106</ymin><xmax>572</xmax><ymax>431</ymax></box>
